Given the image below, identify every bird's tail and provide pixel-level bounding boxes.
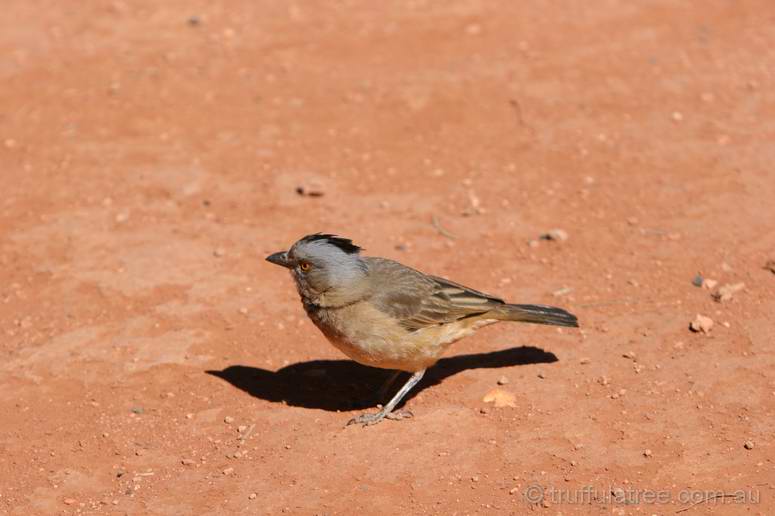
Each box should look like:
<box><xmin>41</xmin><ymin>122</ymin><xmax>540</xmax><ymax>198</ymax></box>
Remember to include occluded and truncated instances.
<box><xmin>494</xmin><ymin>304</ymin><xmax>579</xmax><ymax>328</ymax></box>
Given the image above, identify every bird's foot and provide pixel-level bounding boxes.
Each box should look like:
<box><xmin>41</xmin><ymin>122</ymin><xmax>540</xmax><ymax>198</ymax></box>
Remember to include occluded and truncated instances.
<box><xmin>386</xmin><ymin>409</ymin><xmax>413</xmax><ymax>421</ymax></box>
<box><xmin>347</xmin><ymin>409</ymin><xmax>413</xmax><ymax>427</ymax></box>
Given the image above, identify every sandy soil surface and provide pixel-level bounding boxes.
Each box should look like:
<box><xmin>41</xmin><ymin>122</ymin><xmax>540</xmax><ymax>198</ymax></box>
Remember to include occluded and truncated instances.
<box><xmin>1</xmin><ymin>1</ymin><xmax>774</xmax><ymax>514</ymax></box>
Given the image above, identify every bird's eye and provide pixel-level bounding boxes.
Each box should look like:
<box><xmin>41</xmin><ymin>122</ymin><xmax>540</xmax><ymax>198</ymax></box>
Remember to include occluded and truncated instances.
<box><xmin>299</xmin><ymin>262</ymin><xmax>311</xmax><ymax>272</ymax></box>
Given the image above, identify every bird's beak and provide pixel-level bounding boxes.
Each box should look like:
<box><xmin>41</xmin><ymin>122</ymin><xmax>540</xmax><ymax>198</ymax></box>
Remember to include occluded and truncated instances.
<box><xmin>265</xmin><ymin>251</ymin><xmax>291</xmax><ymax>268</ymax></box>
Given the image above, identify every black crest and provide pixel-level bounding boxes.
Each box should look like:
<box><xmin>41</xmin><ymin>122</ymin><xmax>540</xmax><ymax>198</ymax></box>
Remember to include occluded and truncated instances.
<box><xmin>300</xmin><ymin>233</ymin><xmax>362</xmax><ymax>254</ymax></box>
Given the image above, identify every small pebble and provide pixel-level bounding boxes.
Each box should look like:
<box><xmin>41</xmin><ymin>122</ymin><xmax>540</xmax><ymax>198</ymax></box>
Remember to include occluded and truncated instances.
<box><xmin>223</xmin><ymin>467</ymin><xmax>234</xmax><ymax>475</ymax></box>
<box><xmin>643</xmin><ymin>449</ymin><xmax>652</xmax><ymax>457</ymax></box>
<box><xmin>213</xmin><ymin>247</ymin><xmax>225</xmax><ymax>257</ymax></box>
<box><xmin>237</xmin><ymin>425</ymin><xmax>248</xmax><ymax>433</ymax></box>
<box><xmin>540</xmin><ymin>229</ymin><xmax>568</xmax><ymax>242</ymax></box>
<box><xmin>482</xmin><ymin>388</ymin><xmax>516</xmax><ymax>408</ymax></box>
<box><xmin>744</xmin><ymin>440</ymin><xmax>754</xmax><ymax>450</ymax></box>
<box><xmin>497</xmin><ymin>376</ymin><xmax>509</xmax><ymax>385</ymax></box>
<box><xmin>295</xmin><ymin>184</ymin><xmax>325</xmax><ymax>197</ymax></box>
<box><xmin>537</xmin><ymin>371</ymin><xmax>546</xmax><ymax>379</ymax></box>
<box><xmin>63</xmin><ymin>498</ymin><xmax>77</xmax><ymax>505</ymax></box>
<box><xmin>579</xmin><ymin>357</ymin><xmax>591</xmax><ymax>365</ymax></box>
<box><xmin>764</xmin><ymin>260</ymin><xmax>775</xmax><ymax>274</ymax></box>
<box><xmin>181</xmin><ymin>459</ymin><xmax>195</xmax><ymax>466</ymax></box>
<box><xmin>131</xmin><ymin>407</ymin><xmax>144</xmax><ymax>414</ymax></box>
<box><xmin>702</xmin><ymin>278</ymin><xmax>718</xmax><ymax>290</ymax></box>
<box><xmin>691</xmin><ymin>274</ymin><xmax>703</xmax><ymax>287</ymax></box>
<box><xmin>622</xmin><ymin>351</ymin><xmax>636</xmax><ymax>360</ymax></box>
<box><xmin>249</xmin><ymin>493</ymin><xmax>257</xmax><ymax>500</ymax></box>
<box><xmin>224</xmin><ymin>416</ymin><xmax>235</xmax><ymax>424</ymax></box>
<box><xmin>690</xmin><ymin>314</ymin><xmax>714</xmax><ymax>333</ymax></box>
<box><xmin>712</xmin><ymin>282</ymin><xmax>745</xmax><ymax>303</ymax></box>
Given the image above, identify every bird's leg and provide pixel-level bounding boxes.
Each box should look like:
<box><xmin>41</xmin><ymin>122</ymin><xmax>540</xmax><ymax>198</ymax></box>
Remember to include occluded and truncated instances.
<box><xmin>375</xmin><ymin>370</ymin><xmax>403</xmax><ymax>403</ymax></box>
<box><xmin>348</xmin><ymin>370</ymin><xmax>425</xmax><ymax>427</ymax></box>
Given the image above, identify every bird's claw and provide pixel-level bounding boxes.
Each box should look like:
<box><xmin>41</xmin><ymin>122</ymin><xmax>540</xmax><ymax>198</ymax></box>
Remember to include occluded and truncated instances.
<box><xmin>386</xmin><ymin>409</ymin><xmax>413</xmax><ymax>421</ymax></box>
<box><xmin>347</xmin><ymin>409</ymin><xmax>413</xmax><ymax>427</ymax></box>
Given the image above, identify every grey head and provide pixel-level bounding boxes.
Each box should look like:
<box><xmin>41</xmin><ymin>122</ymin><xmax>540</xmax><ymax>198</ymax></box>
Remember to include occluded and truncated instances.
<box><xmin>266</xmin><ymin>234</ymin><xmax>369</xmax><ymax>307</ymax></box>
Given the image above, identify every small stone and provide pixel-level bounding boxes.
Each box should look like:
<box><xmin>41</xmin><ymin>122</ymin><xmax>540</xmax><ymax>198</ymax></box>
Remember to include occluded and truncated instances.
<box><xmin>497</xmin><ymin>376</ymin><xmax>509</xmax><ymax>385</ymax></box>
<box><xmin>671</xmin><ymin>111</ymin><xmax>683</xmax><ymax>121</ymax></box>
<box><xmin>181</xmin><ymin>459</ymin><xmax>195</xmax><ymax>465</ymax></box>
<box><xmin>131</xmin><ymin>407</ymin><xmax>144</xmax><ymax>414</ymax></box>
<box><xmin>224</xmin><ymin>416</ymin><xmax>235</xmax><ymax>424</ymax></box>
<box><xmin>63</xmin><ymin>498</ymin><xmax>77</xmax><ymax>505</ymax></box>
<box><xmin>509</xmin><ymin>487</ymin><xmax>519</xmax><ymax>495</ymax></box>
<box><xmin>482</xmin><ymin>388</ymin><xmax>517</xmax><ymax>408</ymax></box>
<box><xmin>579</xmin><ymin>357</ymin><xmax>591</xmax><ymax>365</ymax></box>
<box><xmin>295</xmin><ymin>183</ymin><xmax>325</xmax><ymax>197</ymax></box>
<box><xmin>223</xmin><ymin>467</ymin><xmax>234</xmax><ymax>475</ymax></box>
<box><xmin>238</xmin><ymin>307</ymin><xmax>248</xmax><ymax>315</ymax></box>
<box><xmin>537</xmin><ymin>371</ymin><xmax>546</xmax><ymax>379</ymax></box>
<box><xmin>187</xmin><ymin>15</ymin><xmax>202</xmax><ymax>26</ymax></box>
<box><xmin>471</xmin><ymin>475</ymin><xmax>479</xmax><ymax>482</ymax></box>
<box><xmin>764</xmin><ymin>260</ymin><xmax>775</xmax><ymax>274</ymax></box>
<box><xmin>744</xmin><ymin>440</ymin><xmax>754</xmax><ymax>450</ymax></box>
<box><xmin>249</xmin><ymin>493</ymin><xmax>257</xmax><ymax>500</ymax></box>
<box><xmin>237</xmin><ymin>425</ymin><xmax>248</xmax><ymax>433</ymax></box>
<box><xmin>702</xmin><ymin>278</ymin><xmax>718</xmax><ymax>290</ymax></box>
<box><xmin>552</xmin><ymin>287</ymin><xmax>573</xmax><ymax>297</ymax></box>
<box><xmin>690</xmin><ymin>314</ymin><xmax>713</xmax><ymax>333</ymax></box>
<box><xmin>213</xmin><ymin>247</ymin><xmax>225</xmax><ymax>257</ymax></box>
<box><xmin>712</xmin><ymin>282</ymin><xmax>745</xmax><ymax>303</ymax></box>
<box><xmin>691</xmin><ymin>274</ymin><xmax>703</xmax><ymax>287</ymax></box>
<box><xmin>643</xmin><ymin>449</ymin><xmax>652</xmax><ymax>457</ymax></box>
<box><xmin>596</xmin><ymin>376</ymin><xmax>609</xmax><ymax>386</ymax></box>
<box><xmin>626</xmin><ymin>216</ymin><xmax>639</xmax><ymax>226</ymax></box>
<box><xmin>540</xmin><ymin>229</ymin><xmax>568</xmax><ymax>242</ymax></box>
<box><xmin>185</xmin><ymin>413</ymin><xmax>194</xmax><ymax>419</ymax></box>
<box><xmin>465</xmin><ymin>23</ymin><xmax>482</xmax><ymax>35</ymax></box>
<box><xmin>115</xmin><ymin>212</ymin><xmax>129</xmax><ymax>223</ymax></box>
<box><xmin>622</xmin><ymin>351</ymin><xmax>636</xmax><ymax>360</ymax></box>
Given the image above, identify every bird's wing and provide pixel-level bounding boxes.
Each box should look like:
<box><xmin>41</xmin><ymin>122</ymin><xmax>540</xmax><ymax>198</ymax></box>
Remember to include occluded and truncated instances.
<box><xmin>366</xmin><ymin>258</ymin><xmax>505</xmax><ymax>331</ymax></box>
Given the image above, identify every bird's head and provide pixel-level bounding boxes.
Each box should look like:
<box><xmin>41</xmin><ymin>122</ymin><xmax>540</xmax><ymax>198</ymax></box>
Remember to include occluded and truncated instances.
<box><xmin>266</xmin><ymin>233</ymin><xmax>369</xmax><ymax>306</ymax></box>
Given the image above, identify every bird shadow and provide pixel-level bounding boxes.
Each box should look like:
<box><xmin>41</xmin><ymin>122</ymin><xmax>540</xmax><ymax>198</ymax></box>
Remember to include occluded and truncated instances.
<box><xmin>206</xmin><ymin>345</ymin><xmax>557</xmax><ymax>412</ymax></box>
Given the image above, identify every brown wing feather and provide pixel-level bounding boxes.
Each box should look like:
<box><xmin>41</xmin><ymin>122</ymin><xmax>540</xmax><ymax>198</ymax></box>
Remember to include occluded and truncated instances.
<box><xmin>366</xmin><ymin>258</ymin><xmax>504</xmax><ymax>331</ymax></box>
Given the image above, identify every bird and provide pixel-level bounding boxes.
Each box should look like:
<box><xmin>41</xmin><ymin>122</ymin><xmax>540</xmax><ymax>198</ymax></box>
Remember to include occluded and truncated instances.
<box><xmin>266</xmin><ymin>233</ymin><xmax>579</xmax><ymax>426</ymax></box>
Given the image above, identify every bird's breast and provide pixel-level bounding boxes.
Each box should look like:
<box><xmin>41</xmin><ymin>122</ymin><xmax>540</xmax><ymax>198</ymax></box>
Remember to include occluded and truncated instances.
<box><xmin>302</xmin><ymin>300</ymin><xmax>497</xmax><ymax>372</ymax></box>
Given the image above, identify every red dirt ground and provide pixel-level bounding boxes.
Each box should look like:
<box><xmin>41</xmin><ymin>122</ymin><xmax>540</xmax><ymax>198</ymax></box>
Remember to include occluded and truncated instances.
<box><xmin>1</xmin><ymin>1</ymin><xmax>774</xmax><ymax>514</ymax></box>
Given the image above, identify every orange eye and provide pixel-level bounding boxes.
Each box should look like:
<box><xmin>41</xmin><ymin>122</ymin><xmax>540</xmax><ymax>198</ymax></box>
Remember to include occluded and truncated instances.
<box><xmin>299</xmin><ymin>262</ymin><xmax>311</xmax><ymax>272</ymax></box>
